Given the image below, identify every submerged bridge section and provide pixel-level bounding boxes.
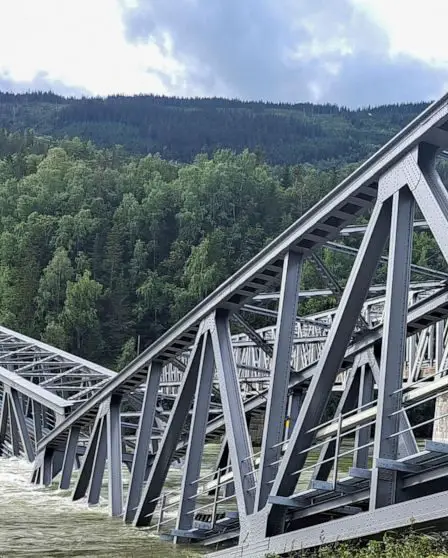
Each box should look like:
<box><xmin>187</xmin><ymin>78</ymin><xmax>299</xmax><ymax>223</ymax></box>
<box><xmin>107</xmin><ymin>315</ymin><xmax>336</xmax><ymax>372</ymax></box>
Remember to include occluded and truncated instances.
<box><xmin>4</xmin><ymin>94</ymin><xmax>448</xmax><ymax>556</ymax></box>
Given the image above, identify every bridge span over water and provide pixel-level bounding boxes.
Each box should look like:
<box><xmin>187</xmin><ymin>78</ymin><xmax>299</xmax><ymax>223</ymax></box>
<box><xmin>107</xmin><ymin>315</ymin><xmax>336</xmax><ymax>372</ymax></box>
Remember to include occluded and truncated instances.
<box><xmin>4</xmin><ymin>94</ymin><xmax>448</xmax><ymax>556</ymax></box>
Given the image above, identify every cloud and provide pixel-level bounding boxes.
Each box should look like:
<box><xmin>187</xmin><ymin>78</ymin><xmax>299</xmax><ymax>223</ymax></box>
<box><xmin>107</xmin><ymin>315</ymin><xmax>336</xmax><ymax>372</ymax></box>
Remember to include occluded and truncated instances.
<box><xmin>0</xmin><ymin>71</ymin><xmax>90</xmax><ymax>98</ymax></box>
<box><xmin>121</xmin><ymin>0</ymin><xmax>448</xmax><ymax>106</ymax></box>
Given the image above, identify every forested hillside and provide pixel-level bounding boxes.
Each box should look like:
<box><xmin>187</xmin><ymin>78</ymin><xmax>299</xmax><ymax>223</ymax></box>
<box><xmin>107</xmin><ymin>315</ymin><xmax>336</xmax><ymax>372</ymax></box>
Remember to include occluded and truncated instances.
<box><xmin>0</xmin><ymin>130</ymin><xmax>355</xmax><ymax>366</ymax></box>
<box><xmin>0</xmin><ymin>92</ymin><xmax>429</xmax><ymax>166</ymax></box>
<box><xmin>0</xmin><ymin>129</ymin><xmax>445</xmax><ymax>368</ymax></box>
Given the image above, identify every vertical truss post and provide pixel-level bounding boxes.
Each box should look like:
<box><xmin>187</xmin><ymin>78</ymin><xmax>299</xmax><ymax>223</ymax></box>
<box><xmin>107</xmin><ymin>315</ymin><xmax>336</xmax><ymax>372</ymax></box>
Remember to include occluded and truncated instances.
<box><xmin>134</xmin><ymin>329</ymin><xmax>206</xmax><ymax>527</ymax></box>
<box><xmin>370</xmin><ymin>187</ymin><xmax>414</xmax><ymax>510</ymax></box>
<box><xmin>211</xmin><ymin>309</ymin><xmax>256</xmax><ymax>519</ymax></box>
<box><xmin>255</xmin><ymin>251</ymin><xmax>303</xmax><ymax>511</ymax></box>
<box><xmin>107</xmin><ymin>393</ymin><xmax>123</xmax><ymax>516</ymax></box>
<box><xmin>87</xmin><ymin>416</ymin><xmax>108</xmax><ymax>506</ymax></box>
<box><xmin>353</xmin><ymin>361</ymin><xmax>374</xmax><ymax>469</ymax></box>
<box><xmin>175</xmin><ymin>332</ymin><xmax>215</xmax><ymax>539</ymax></box>
<box><xmin>124</xmin><ymin>361</ymin><xmax>162</xmax><ymax>522</ymax></box>
<box><xmin>9</xmin><ymin>388</ymin><xmax>34</xmax><ymax>461</ymax></box>
<box><xmin>268</xmin><ymin>200</ymin><xmax>392</xmax><ymax>535</ymax></box>
<box><xmin>59</xmin><ymin>425</ymin><xmax>81</xmax><ymax>489</ymax></box>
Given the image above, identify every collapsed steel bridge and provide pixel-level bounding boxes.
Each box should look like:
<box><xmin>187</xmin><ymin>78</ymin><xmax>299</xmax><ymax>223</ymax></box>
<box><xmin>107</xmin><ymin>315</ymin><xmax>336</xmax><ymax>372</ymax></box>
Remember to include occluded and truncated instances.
<box><xmin>3</xmin><ymin>94</ymin><xmax>448</xmax><ymax>556</ymax></box>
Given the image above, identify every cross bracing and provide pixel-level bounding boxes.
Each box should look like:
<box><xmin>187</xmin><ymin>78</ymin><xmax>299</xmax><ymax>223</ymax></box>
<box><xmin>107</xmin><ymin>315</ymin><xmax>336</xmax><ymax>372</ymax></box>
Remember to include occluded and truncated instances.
<box><xmin>4</xmin><ymin>93</ymin><xmax>448</xmax><ymax>556</ymax></box>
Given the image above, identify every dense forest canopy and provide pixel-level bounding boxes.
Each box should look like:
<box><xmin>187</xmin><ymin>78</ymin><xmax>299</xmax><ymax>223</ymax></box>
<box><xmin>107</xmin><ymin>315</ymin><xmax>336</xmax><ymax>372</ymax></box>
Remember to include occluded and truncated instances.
<box><xmin>0</xmin><ymin>94</ymin><xmax>445</xmax><ymax>369</ymax></box>
<box><xmin>0</xmin><ymin>91</ymin><xmax>429</xmax><ymax>166</ymax></box>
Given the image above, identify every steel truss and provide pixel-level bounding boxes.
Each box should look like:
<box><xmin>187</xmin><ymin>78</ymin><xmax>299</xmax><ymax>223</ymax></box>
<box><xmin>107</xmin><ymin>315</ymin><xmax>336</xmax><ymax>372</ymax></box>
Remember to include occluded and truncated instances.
<box><xmin>4</xmin><ymin>93</ymin><xmax>448</xmax><ymax>557</ymax></box>
<box><xmin>0</xmin><ymin>326</ymin><xmax>115</xmax><ymax>463</ymax></box>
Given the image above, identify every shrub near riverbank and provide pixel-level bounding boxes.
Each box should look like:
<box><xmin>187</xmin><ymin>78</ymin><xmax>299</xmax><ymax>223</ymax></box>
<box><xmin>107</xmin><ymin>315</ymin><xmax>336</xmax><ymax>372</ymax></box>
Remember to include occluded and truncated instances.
<box><xmin>267</xmin><ymin>531</ymin><xmax>448</xmax><ymax>557</ymax></box>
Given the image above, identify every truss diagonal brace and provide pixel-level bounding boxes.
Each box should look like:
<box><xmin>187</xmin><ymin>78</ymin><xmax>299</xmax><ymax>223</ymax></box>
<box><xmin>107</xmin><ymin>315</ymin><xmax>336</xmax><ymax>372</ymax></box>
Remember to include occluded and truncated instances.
<box><xmin>133</xmin><ymin>328</ymin><xmax>206</xmax><ymax>527</ymax></box>
<box><xmin>175</xmin><ymin>331</ymin><xmax>215</xmax><ymax>538</ymax></box>
<box><xmin>211</xmin><ymin>309</ymin><xmax>256</xmax><ymax>519</ymax></box>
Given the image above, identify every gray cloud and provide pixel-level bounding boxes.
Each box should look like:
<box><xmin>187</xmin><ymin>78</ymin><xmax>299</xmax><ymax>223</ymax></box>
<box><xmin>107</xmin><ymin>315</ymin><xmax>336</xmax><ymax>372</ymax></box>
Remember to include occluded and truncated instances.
<box><xmin>122</xmin><ymin>0</ymin><xmax>448</xmax><ymax>106</ymax></box>
<box><xmin>0</xmin><ymin>71</ymin><xmax>89</xmax><ymax>97</ymax></box>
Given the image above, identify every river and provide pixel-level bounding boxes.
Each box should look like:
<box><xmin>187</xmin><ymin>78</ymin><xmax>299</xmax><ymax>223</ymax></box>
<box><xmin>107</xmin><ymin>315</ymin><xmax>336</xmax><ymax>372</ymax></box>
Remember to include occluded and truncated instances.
<box><xmin>0</xmin><ymin>442</ymin><xmax>357</xmax><ymax>557</ymax></box>
<box><xmin>0</xmin><ymin>458</ymin><xmax>202</xmax><ymax>558</ymax></box>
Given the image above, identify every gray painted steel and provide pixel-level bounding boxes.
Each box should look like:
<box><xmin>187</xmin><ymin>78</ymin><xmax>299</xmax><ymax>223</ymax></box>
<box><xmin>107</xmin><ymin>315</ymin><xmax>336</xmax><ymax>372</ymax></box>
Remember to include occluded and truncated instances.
<box><xmin>4</xmin><ymin>92</ymin><xmax>448</xmax><ymax>557</ymax></box>
<box><xmin>255</xmin><ymin>251</ymin><xmax>303</xmax><ymax>511</ymax></box>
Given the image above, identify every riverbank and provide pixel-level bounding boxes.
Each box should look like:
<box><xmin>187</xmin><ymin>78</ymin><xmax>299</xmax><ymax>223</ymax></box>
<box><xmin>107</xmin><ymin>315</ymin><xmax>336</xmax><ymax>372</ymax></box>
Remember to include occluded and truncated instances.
<box><xmin>268</xmin><ymin>531</ymin><xmax>448</xmax><ymax>557</ymax></box>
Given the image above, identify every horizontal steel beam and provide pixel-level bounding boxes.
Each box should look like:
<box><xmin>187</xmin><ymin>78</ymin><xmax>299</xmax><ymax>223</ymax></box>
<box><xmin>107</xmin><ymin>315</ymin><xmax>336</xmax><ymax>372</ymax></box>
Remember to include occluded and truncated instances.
<box><xmin>209</xmin><ymin>488</ymin><xmax>448</xmax><ymax>558</ymax></box>
<box><xmin>0</xmin><ymin>326</ymin><xmax>115</xmax><ymax>378</ymax></box>
<box><xmin>253</xmin><ymin>281</ymin><xmax>443</xmax><ymax>301</ymax></box>
<box><xmin>340</xmin><ymin>220</ymin><xmax>428</xmax><ymax>235</ymax></box>
<box><xmin>0</xmin><ymin>366</ymin><xmax>71</xmax><ymax>415</ymax></box>
<box><xmin>326</xmin><ymin>242</ymin><xmax>448</xmax><ymax>280</ymax></box>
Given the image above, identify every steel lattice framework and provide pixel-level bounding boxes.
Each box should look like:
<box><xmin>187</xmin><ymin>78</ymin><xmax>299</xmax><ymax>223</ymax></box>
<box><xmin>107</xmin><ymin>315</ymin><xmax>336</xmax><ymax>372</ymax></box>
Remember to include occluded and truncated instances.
<box><xmin>4</xmin><ymin>93</ymin><xmax>448</xmax><ymax>557</ymax></box>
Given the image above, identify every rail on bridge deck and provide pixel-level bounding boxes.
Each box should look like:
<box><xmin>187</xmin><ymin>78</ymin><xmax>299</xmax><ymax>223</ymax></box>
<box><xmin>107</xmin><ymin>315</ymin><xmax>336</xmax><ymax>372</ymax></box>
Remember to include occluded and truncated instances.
<box><xmin>4</xmin><ymin>93</ymin><xmax>448</xmax><ymax>557</ymax></box>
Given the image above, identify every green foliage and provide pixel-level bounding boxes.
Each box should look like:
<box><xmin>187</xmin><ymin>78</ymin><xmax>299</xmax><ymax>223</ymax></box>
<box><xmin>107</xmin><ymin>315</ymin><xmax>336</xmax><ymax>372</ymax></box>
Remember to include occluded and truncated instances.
<box><xmin>0</xmin><ymin>123</ymin><xmax>445</xmax><ymax>369</ymax></box>
<box><xmin>0</xmin><ymin>92</ymin><xmax>430</xmax><ymax>166</ymax></box>
<box><xmin>1</xmin><ymin>134</ymin><xmax>336</xmax><ymax>365</ymax></box>
<box><xmin>267</xmin><ymin>531</ymin><xmax>448</xmax><ymax>557</ymax></box>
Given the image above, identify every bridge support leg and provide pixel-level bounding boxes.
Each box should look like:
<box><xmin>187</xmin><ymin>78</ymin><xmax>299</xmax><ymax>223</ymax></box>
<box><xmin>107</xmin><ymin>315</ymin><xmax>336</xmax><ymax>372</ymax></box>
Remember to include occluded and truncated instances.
<box><xmin>370</xmin><ymin>187</ymin><xmax>414</xmax><ymax>510</ymax></box>
<box><xmin>60</xmin><ymin>425</ymin><xmax>81</xmax><ymax>489</ymax></box>
<box><xmin>0</xmin><ymin>394</ymin><xmax>9</xmax><ymax>455</ymax></box>
<box><xmin>124</xmin><ymin>361</ymin><xmax>162</xmax><ymax>522</ymax></box>
<box><xmin>107</xmin><ymin>394</ymin><xmax>123</xmax><ymax>516</ymax></box>
<box><xmin>175</xmin><ymin>332</ymin><xmax>215</xmax><ymax>540</ymax></box>
<box><xmin>87</xmin><ymin>417</ymin><xmax>107</xmax><ymax>506</ymax></box>
<box><xmin>72</xmin><ymin>404</ymin><xmax>107</xmax><ymax>501</ymax></box>
<box><xmin>9</xmin><ymin>388</ymin><xmax>34</xmax><ymax>461</ymax></box>
<box><xmin>42</xmin><ymin>447</ymin><xmax>55</xmax><ymax>485</ymax></box>
<box><xmin>256</xmin><ymin>251</ymin><xmax>303</xmax><ymax>511</ymax></box>
<box><xmin>9</xmin><ymin>396</ymin><xmax>20</xmax><ymax>457</ymax></box>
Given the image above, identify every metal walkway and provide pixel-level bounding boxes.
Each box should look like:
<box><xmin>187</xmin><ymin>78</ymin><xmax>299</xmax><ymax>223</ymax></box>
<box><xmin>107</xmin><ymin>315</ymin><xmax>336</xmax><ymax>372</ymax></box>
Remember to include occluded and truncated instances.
<box><xmin>4</xmin><ymin>93</ymin><xmax>448</xmax><ymax>557</ymax></box>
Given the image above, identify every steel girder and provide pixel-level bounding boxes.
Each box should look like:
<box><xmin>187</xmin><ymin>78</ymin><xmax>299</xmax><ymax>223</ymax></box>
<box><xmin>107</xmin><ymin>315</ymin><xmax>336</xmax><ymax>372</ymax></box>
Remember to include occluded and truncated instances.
<box><xmin>0</xmin><ymin>326</ymin><xmax>115</xmax><ymax>461</ymax></box>
<box><xmin>12</xmin><ymin>92</ymin><xmax>448</xmax><ymax>555</ymax></box>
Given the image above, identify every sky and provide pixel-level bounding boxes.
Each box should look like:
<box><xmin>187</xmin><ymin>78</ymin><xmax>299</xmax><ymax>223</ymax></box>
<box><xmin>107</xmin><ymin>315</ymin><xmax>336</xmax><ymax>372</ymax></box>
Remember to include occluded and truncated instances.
<box><xmin>1</xmin><ymin>0</ymin><xmax>448</xmax><ymax>107</ymax></box>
